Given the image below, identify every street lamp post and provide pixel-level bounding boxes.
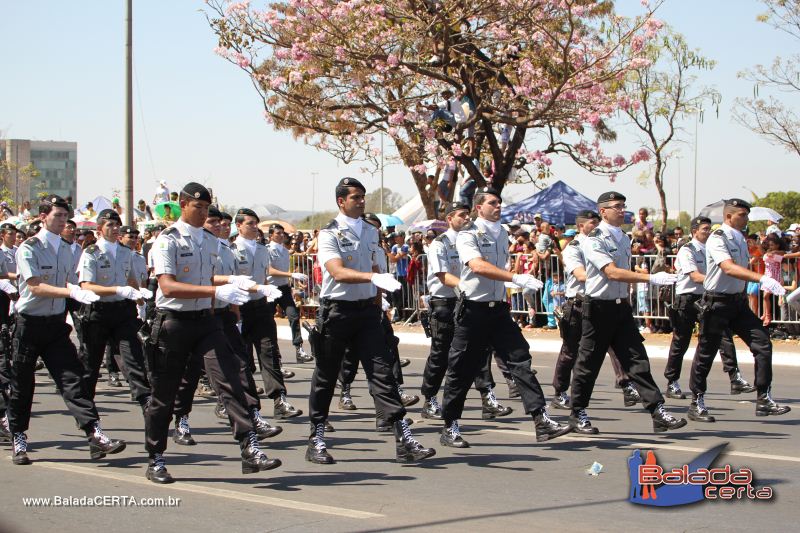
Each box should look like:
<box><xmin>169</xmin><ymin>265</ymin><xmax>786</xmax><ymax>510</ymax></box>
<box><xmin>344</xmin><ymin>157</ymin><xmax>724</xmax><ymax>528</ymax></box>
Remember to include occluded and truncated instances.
<box><xmin>124</xmin><ymin>0</ymin><xmax>134</xmax><ymax>225</ymax></box>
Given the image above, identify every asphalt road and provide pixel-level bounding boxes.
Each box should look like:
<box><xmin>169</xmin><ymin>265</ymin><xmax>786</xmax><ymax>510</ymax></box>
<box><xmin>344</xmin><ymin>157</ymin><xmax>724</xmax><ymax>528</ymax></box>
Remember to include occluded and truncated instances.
<box><xmin>1</xmin><ymin>338</ymin><xmax>797</xmax><ymax>533</ymax></box>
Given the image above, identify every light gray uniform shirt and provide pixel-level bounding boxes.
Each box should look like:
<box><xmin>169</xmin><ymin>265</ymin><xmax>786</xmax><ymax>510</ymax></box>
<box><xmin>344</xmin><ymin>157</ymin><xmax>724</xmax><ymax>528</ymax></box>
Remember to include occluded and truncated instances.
<box><xmin>704</xmin><ymin>224</ymin><xmax>749</xmax><ymax>294</ymax></box>
<box><xmin>582</xmin><ymin>222</ymin><xmax>632</xmax><ymax>301</ymax></box>
<box><xmin>78</xmin><ymin>241</ymin><xmax>134</xmax><ymax>302</ymax></box>
<box><xmin>561</xmin><ymin>234</ymin><xmax>587</xmax><ymax>299</ymax></box>
<box><xmin>426</xmin><ymin>230</ymin><xmax>460</xmax><ymax>299</ymax></box>
<box><xmin>456</xmin><ymin>221</ymin><xmax>510</xmax><ymax>302</ymax></box>
<box><xmin>15</xmin><ymin>231</ymin><xmax>72</xmax><ymax>316</ymax></box>
<box><xmin>317</xmin><ymin>217</ymin><xmax>382</xmax><ymax>301</ymax></box>
<box><xmin>675</xmin><ymin>239</ymin><xmax>706</xmax><ymax>296</ymax></box>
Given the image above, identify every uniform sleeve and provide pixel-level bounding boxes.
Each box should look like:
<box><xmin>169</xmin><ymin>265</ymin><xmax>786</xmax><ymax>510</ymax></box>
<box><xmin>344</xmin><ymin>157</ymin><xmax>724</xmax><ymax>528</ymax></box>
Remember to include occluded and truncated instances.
<box><xmin>456</xmin><ymin>232</ymin><xmax>482</xmax><ymax>265</ymax></box>
<box><xmin>561</xmin><ymin>245</ymin><xmax>584</xmax><ymax>276</ymax></box>
<box><xmin>152</xmin><ymin>235</ymin><xmax>177</xmax><ymax>276</ymax></box>
<box><xmin>582</xmin><ymin>236</ymin><xmax>614</xmax><ymax>271</ymax></box>
<box><xmin>0</xmin><ymin>257</ymin><xmax>6</xmax><ymax>276</ymax></box>
<box><xmin>426</xmin><ymin>241</ymin><xmax>447</xmax><ymax>274</ymax></box>
<box><xmin>317</xmin><ymin>230</ymin><xmax>341</xmax><ymax>267</ymax></box>
<box><xmin>78</xmin><ymin>251</ymin><xmax>98</xmax><ymax>283</ymax></box>
<box><xmin>707</xmin><ymin>234</ymin><xmax>732</xmax><ymax>265</ymax></box>
<box><xmin>16</xmin><ymin>245</ymin><xmax>40</xmax><ymax>281</ymax></box>
<box><xmin>677</xmin><ymin>246</ymin><xmax>698</xmax><ymax>274</ymax></box>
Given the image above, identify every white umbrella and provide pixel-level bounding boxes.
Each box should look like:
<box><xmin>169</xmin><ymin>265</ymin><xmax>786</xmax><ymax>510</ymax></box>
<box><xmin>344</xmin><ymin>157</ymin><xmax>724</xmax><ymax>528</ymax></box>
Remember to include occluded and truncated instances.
<box><xmin>749</xmin><ymin>207</ymin><xmax>783</xmax><ymax>222</ymax></box>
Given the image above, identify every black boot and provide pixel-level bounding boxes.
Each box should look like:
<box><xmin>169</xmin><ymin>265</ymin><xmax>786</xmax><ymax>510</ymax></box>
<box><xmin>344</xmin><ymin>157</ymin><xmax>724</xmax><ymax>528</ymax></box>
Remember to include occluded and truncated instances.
<box><xmin>240</xmin><ymin>431</ymin><xmax>281</xmax><ymax>474</ymax></box>
<box><xmin>281</xmin><ymin>368</ymin><xmax>296</xmax><ymax>379</ymax></box>
<box><xmin>569</xmin><ymin>408</ymin><xmax>599</xmax><ymax>435</ymax></box>
<box><xmin>687</xmin><ymin>394</ymin><xmax>715</xmax><ymax>423</ymax></box>
<box><xmin>295</xmin><ymin>346</ymin><xmax>314</xmax><ymax>364</ymax></box>
<box><xmin>173</xmin><ymin>415</ymin><xmax>196</xmax><ymax>445</ymax></box>
<box><xmin>481</xmin><ymin>388</ymin><xmax>513</xmax><ymax>419</ymax></box>
<box><xmin>305</xmin><ymin>423</ymin><xmax>335</xmax><ymax>464</ymax></box>
<box><xmin>251</xmin><ymin>408</ymin><xmax>283</xmax><ymax>440</ymax></box>
<box><xmin>550</xmin><ymin>391</ymin><xmax>570</xmax><ymax>410</ymax></box>
<box><xmin>274</xmin><ymin>393</ymin><xmax>302</xmax><ymax>419</ymax></box>
<box><xmin>394</xmin><ymin>419</ymin><xmax>435</xmax><ymax>463</ymax></box>
<box><xmin>730</xmin><ymin>369</ymin><xmax>756</xmax><ymax>395</ymax></box>
<box><xmin>377</xmin><ymin>417</ymin><xmax>413</xmax><ymax>433</ymax></box>
<box><xmin>439</xmin><ymin>420</ymin><xmax>469</xmax><ymax>448</ymax></box>
<box><xmin>338</xmin><ymin>383</ymin><xmax>357</xmax><ymax>410</ymax></box>
<box><xmin>665</xmin><ymin>380</ymin><xmax>686</xmax><ymax>400</ymax></box>
<box><xmin>399</xmin><ymin>358</ymin><xmax>411</xmax><ymax>368</ymax></box>
<box><xmin>0</xmin><ymin>415</ymin><xmax>10</xmax><ymax>443</ymax></box>
<box><xmin>108</xmin><ymin>372</ymin><xmax>123</xmax><ymax>387</ymax></box>
<box><xmin>755</xmin><ymin>389</ymin><xmax>791</xmax><ymax>417</ymax></box>
<box><xmin>533</xmin><ymin>409</ymin><xmax>573</xmax><ymax>442</ymax></box>
<box><xmin>421</xmin><ymin>397</ymin><xmax>443</xmax><ymax>420</ymax></box>
<box><xmin>11</xmin><ymin>432</ymin><xmax>31</xmax><ymax>465</ymax></box>
<box><xmin>506</xmin><ymin>377</ymin><xmax>520</xmax><ymax>399</ymax></box>
<box><xmin>652</xmin><ymin>403</ymin><xmax>688</xmax><ymax>433</ymax></box>
<box><xmin>87</xmin><ymin>421</ymin><xmax>127</xmax><ymax>460</ymax></box>
<box><xmin>622</xmin><ymin>383</ymin><xmax>642</xmax><ymax>407</ymax></box>
<box><xmin>214</xmin><ymin>401</ymin><xmax>228</xmax><ymax>420</ymax></box>
<box><xmin>145</xmin><ymin>454</ymin><xmax>174</xmax><ymax>484</ymax></box>
<box><xmin>398</xmin><ymin>387</ymin><xmax>419</xmax><ymax>407</ymax></box>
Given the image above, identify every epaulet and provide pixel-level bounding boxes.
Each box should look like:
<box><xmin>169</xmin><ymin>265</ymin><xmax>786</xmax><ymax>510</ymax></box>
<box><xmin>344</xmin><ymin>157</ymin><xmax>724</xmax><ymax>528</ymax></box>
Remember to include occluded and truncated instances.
<box><xmin>20</xmin><ymin>237</ymin><xmax>41</xmax><ymax>250</ymax></box>
<box><xmin>323</xmin><ymin>219</ymin><xmax>338</xmax><ymax>230</ymax></box>
<box><xmin>589</xmin><ymin>228</ymin><xmax>601</xmax><ymax>237</ymax></box>
<box><xmin>568</xmin><ymin>239</ymin><xmax>580</xmax><ymax>247</ymax></box>
<box><xmin>85</xmin><ymin>244</ymin><xmax>99</xmax><ymax>254</ymax></box>
<box><xmin>713</xmin><ymin>229</ymin><xmax>724</xmax><ymax>236</ymax></box>
<box><xmin>203</xmin><ymin>228</ymin><xmax>214</xmax><ymax>237</ymax></box>
<box><xmin>434</xmin><ymin>233</ymin><xmax>448</xmax><ymax>243</ymax></box>
<box><xmin>162</xmin><ymin>226</ymin><xmax>179</xmax><ymax>236</ymax></box>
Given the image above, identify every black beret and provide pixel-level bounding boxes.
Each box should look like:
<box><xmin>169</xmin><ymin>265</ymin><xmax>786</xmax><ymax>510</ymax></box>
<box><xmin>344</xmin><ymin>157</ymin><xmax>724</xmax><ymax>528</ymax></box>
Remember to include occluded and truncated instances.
<box><xmin>337</xmin><ymin>177</ymin><xmax>366</xmax><ymax>193</ymax></box>
<box><xmin>363</xmin><ymin>212</ymin><xmax>381</xmax><ymax>227</ymax></box>
<box><xmin>119</xmin><ymin>225</ymin><xmax>140</xmax><ymax>236</ymax></box>
<box><xmin>236</xmin><ymin>208</ymin><xmax>259</xmax><ymax>221</ymax></box>
<box><xmin>65</xmin><ymin>219</ymin><xmax>77</xmax><ymax>227</ymax></box>
<box><xmin>576</xmin><ymin>209</ymin><xmax>600</xmax><ymax>220</ymax></box>
<box><xmin>96</xmin><ymin>209</ymin><xmax>121</xmax><ymax>224</ymax></box>
<box><xmin>597</xmin><ymin>191</ymin><xmax>626</xmax><ymax>204</ymax></box>
<box><xmin>690</xmin><ymin>216</ymin><xmax>712</xmax><ymax>230</ymax></box>
<box><xmin>268</xmin><ymin>223</ymin><xmax>285</xmax><ymax>232</ymax></box>
<box><xmin>181</xmin><ymin>182</ymin><xmax>212</xmax><ymax>203</ymax></box>
<box><xmin>476</xmin><ymin>186</ymin><xmax>501</xmax><ymax>199</ymax></box>
<box><xmin>0</xmin><ymin>223</ymin><xmax>16</xmax><ymax>232</ymax></box>
<box><xmin>724</xmin><ymin>198</ymin><xmax>752</xmax><ymax>212</ymax></box>
<box><xmin>445</xmin><ymin>201</ymin><xmax>471</xmax><ymax>215</ymax></box>
<box><xmin>207</xmin><ymin>206</ymin><xmax>222</xmax><ymax>219</ymax></box>
<box><xmin>41</xmin><ymin>194</ymin><xmax>69</xmax><ymax>209</ymax></box>
<box><xmin>153</xmin><ymin>223</ymin><xmax>166</xmax><ymax>231</ymax></box>
<box><xmin>219</xmin><ymin>211</ymin><xmax>233</xmax><ymax>222</ymax></box>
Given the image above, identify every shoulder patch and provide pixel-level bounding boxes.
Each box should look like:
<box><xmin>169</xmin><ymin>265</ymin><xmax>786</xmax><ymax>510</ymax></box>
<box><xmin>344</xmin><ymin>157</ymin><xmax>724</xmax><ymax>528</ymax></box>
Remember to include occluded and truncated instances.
<box><xmin>434</xmin><ymin>234</ymin><xmax>448</xmax><ymax>243</ymax></box>
<box><xmin>85</xmin><ymin>244</ymin><xmax>99</xmax><ymax>254</ymax></box>
<box><xmin>713</xmin><ymin>229</ymin><xmax>724</xmax><ymax>236</ymax></box>
<box><xmin>323</xmin><ymin>219</ymin><xmax>337</xmax><ymax>230</ymax></box>
<box><xmin>589</xmin><ymin>228</ymin><xmax>601</xmax><ymax>237</ymax></box>
<box><xmin>568</xmin><ymin>239</ymin><xmax>580</xmax><ymax>247</ymax></box>
<box><xmin>162</xmin><ymin>226</ymin><xmax>179</xmax><ymax>236</ymax></box>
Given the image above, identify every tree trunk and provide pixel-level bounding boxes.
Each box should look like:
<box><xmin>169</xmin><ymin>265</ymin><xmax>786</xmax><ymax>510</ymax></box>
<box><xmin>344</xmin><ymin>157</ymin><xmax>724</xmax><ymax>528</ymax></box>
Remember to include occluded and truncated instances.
<box><xmin>395</xmin><ymin>137</ymin><xmax>438</xmax><ymax>219</ymax></box>
<box><xmin>654</xmin><ymin>159</ymin><xmax>668</xmax><ymax>233</ymax></box>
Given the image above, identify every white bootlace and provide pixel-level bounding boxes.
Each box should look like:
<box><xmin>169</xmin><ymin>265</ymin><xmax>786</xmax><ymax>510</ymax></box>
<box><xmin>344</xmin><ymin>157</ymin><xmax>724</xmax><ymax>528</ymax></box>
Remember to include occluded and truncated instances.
<box><xmin>399</xmin><ymin>419</ymin><xmax>418</xmax><ymax>444</ymax></box>
<box><xmin>1</xmin><ymin>415</ymin><xmax>9</xmax><ymax>432</ymax></box>
<box><xmin>13</xmin><ymin>432</ymin><xmax>27</xmax><ymax>453</ymax></box>
<box><xmin>575</xmin><ymin>408</ymin><xmax>590</xmax><ymax>426</ymax></box>
<box><xmin>447</xmin><ymin>420</ymin><xmax>461</xmax><ymax>438</ymax></box>
<box><xmin>251</xmin><ymin>408</ymin><xmax>271</xmax><ymax>429</ymax></box>
<box><xmin>428</xmin><ymin>396</ymin><xmax>441</xmax><ymax>411</ymax></box>
<box><xmin>485</xmin><ymin>389</ymin><xmax>499</xmax><ymax>407</ymax></box>
<box><xmin>558</xmin><ymin>392</ymin><xmax>569</xmax><ymax>404</ymax></box>
<box><xmin>538</xmin><ymin>409</ymin><xmax>554</xmax><ymax>425</ymax></box>
<box><xmin>669</xmin><ymin>381</ymin><xmax>682</xmax><ymax>394</ymax></box>
<box><xmin>312</xmin><ymin>423</ymin><xmax>327</xmax><ymax>451</ymax></box>
<box><xmin>656</xmin><ymin>403</ymin><xmax>676</xmax><ymax>421</ymax></box>
<box><xmin>151</xmin><ymin>453</ymin><xmax>167</xmax><ymax>472</ymax></box>
<box><xmin>247</xmin><ymin>430</ymin><xmax>266</xmax><ymax>458</ymax></box>
<box><xmin>92</xmin><ymin>421</ymin><xmax>111</xmax><ymax>445</ymax></box>
<box><xmin>177</xmin><ymin>415</ymin><xmax>191</xmax><ymax>435</ymax></box>
<box><xmin>696</xmin><ymin>394</ymin><xmax>707</xmax><ymax>412</ymax></box>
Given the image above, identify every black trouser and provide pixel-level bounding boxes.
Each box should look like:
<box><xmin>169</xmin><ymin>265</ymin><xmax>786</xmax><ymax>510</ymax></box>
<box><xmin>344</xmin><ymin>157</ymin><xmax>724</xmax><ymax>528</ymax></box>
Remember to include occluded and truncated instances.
<box><xmin>441</xmin><ymin>301</ymin><xmax>546</xmax><ymax>423</ymax></box>
<box><xmin>0</xmin><ymin>296</ymin><xmax>12</xmax><ymax>417</ymax></box>
<box><xmin>144</xmin><ymin>310</ymin><xmax>255</xmax><ymax>455</ymax></box>
<box><xmin>8</xmin><ymin>314</ymin><xmax>99</xmax><ymax>434</ymax></box>
<box><xmin>690</xmin><ymin>293</ymin><xmax>772</xmax><ymax>396</ymax></box>
<box><xmin>0</xmin><ymin>291</ymin><xmax>10</xmax><ymax>326</ymax></box>
<box><xmin>81</xmin><ymin>300</ymin><xmax>150</xmax><ymax>406</ymax></box>
<box><xmin>553</xmin><ymin>297</ymin><xmax>630</xmax><ymax>393</ymax></box>
<box><xmin>66</xmin><ymin>299</ymin><xmax>87</xmax><ymax>359</ymax></box>
<box><xmin>422</xmin><ymin>298</ymin><xmax>494</xmax><ymax>399</ymax></box>
<box><xmin>106</xmin><ymin>341</ymin><xmax>121</xmax><ymax>374</ymax></box>
<box><xmin>570</xmin><ymin>299</ymin><xmax>663</xmax><ymax>412</ymax></box>
<box><xmin>309</xmin><ymin>300</ymin><xmax>405</xmax><ymax>427</ymax></box>
<box><xmin>240</xmin><ymin>298</ymin><xmax>285</xmax><ymax>400</ymax></box>
<box><xmin>666</xmin><ymin>293</ymin><xmax>739</xmax><ymax>382</ymax></box>
<box><xmin>275</xmin><ymin>284</ymin><xmax>302</xmax><ymax>348</ymax></box>
<box><xmin>216</xmin><ymin>306</ymin><xmax>260</xmax><ymax>411</ymax></box>
<box><xmin>339</xmin><ymin>312</ymin><xmax>404</xmax><ymax>387</ymax></box>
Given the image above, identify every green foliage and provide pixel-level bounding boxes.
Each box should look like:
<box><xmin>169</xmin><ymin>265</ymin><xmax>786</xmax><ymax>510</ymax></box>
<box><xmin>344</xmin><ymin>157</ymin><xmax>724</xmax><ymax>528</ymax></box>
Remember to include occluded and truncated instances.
<box><xmin>297</xmin><ymin>210</ymin><xmax>338</xmax><ymax>230</ymax></box>
<box><xmin>749</xmin><ymin>191</ymin><xmax>800</xmax><ymax>233</ymax></box>
<box><xmin>364</xmin><ymin>187</ymin><xmax>404</xmax><ymax>214</ymax></box>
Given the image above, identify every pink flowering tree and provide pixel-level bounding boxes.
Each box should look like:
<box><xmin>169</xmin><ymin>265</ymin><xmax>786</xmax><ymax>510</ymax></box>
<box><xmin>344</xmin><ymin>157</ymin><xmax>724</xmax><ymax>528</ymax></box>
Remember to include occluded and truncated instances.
<box><xmin>618</xmin><ymin>27</ymin><xmax>719</xmax><ymax>231</ymax></box>
<box><xmin>206</xmin><ymin>0</ymin><xmax>664</xmax><ymax>218</ymax></box>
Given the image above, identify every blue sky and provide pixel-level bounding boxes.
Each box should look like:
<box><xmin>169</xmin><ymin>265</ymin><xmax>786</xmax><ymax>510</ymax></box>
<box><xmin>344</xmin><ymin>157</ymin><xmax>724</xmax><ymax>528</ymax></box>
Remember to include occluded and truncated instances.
<box><xmin>1</xmin><ymin>0</ymin><xmax>797</xmax><ymax>218</ymax></box>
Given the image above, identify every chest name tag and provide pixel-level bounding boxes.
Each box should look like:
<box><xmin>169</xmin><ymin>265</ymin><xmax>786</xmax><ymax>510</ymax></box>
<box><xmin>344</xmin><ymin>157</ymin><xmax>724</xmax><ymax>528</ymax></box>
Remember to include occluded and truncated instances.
<box><xmin>180</xmin><ymin>253</ymin><xmax>193</xmax><ymax>257</ymax></box>
<box><xmin>41</xmin><ymin>266</ymin><xmax>53</xmax><ymax>270</ymax></box>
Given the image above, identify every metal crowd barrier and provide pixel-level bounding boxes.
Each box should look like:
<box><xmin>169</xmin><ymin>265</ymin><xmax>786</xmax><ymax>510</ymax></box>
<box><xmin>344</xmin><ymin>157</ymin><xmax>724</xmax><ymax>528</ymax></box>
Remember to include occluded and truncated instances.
<box><xmin>286</xmin><ymin>252</ymin><xmax>800</xmax><ymax>328</ymax></box>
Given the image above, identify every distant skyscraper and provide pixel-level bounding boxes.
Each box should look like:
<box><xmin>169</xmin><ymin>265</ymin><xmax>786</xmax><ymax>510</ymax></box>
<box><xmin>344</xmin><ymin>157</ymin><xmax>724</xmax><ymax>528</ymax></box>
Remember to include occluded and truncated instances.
<box><xmin>0</xmin><ymin>138</ymin><xmax>77</xmax><ymax>205</ymax></box>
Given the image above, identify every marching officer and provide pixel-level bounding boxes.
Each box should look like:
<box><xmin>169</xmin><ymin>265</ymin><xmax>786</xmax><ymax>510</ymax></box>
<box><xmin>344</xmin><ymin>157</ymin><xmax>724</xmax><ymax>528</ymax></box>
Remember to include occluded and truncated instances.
<box><xmin>569</xmin><ymin>191</ymin><xmax>686</xmax><ymax>434</ymax></box>
<box><xmin>77</xmin><ymin>209</ymin><xmax>152</xmax><ymax>409</ymax></box>
<box><xmin>119</xmin><ymin>225</ymin><xmax>149</xmax><ymax>321</ymax></box>
<box><xmin>439</xmin><ymin>187</ymin><xmax>571</xmax><ymax>448</ymax></box>
<box><xmin>0</xmin><ymin>222</ymin><xmax>19</xmax><ymax>325</ymax></box>
<box><xmin>144</xmin><ymin>182</ymin><xmax>280</xmax><ymax>483</ymax></box>
<box><xmin>7</xmin><ymin>195</ymin><xmax>126</xmax><ymax>465</ymax></box>
<box><xmin>307</xmin><ymin>177</ymin><xmax>435</xmax><ymax>464</ymax></box>
<box><xmin>552</xmin><ymin>209</ymin><xmax>642</xmax><ymax>411</ymax></box>
<box><xmin>266</xmin><ymin>223</ymin><xmax>313</xmax><ymax>363</ymax></box>
<box><xmin>233</xmin><ymin>208</ymin><xmax>302</xmax><ymax>419</ymax></box>
<box><xmin>0</xmin><ymin>222</ymin><xmax>19</xmax><ymax>443</ymax></box>
<box><xmin>665</xmin><ymin>215</ymin><xmax>755</xmax><ymax>406</ymax></box>
<box><xmin>689</xmin><ymin>199</ymin><xmax>791</xmax><ymax>420</ymax></box>
<box><xmin>421</xmin><ymin>201</ymin><xmax>512</xmax><ymax>426</ymax></box>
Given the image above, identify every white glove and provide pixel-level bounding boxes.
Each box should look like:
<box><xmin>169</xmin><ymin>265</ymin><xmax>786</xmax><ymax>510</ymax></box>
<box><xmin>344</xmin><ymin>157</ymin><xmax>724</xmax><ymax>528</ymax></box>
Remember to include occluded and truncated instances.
<box><xmin>371</xmin><ymin>273</ymin><xmax>402</xmax><ymax>292</ymax></box>
<box><xmin>511</xmin><ymin>274</ymin><xmax>544</xmax><ymax>291</ymax></box>
<box><xmin>68</xmin><ymin>284</ymin><xmax>100</xmax><ymax>304</ymax></box>
<box><xmin>649</xmin><ymin>272</ymin><xmax>678</xmax><ymax>286</ymax></box>
<box><xmin>115</xmin><ymin>286</ymin><xmax>142</xmax><ymax>301</ymax></box>
<box><xmin>257</xmin><ymin>284</ymin><xmax>283</xmax><ymax>302</ymax></box>
<box><xmin>137</xmin><ymin>304</ymin><xmax>146</xmax><ymax>321</ymax></box>
<box><xmin>0</xmin><ymin>280</ymin><xmax>17</xmax><ymax>294</ymax></box>
<box><xmin>381</xmin><ymin>295</ymin><xmax>391</xmax><ymax>312</ymax></box>
<box><xmin>228</xmin><ymin>275</ymin><xmax>257</xmax><ymax>290</ymax></box>
<box><xmin>760</xmin><ymin>275</ymin><xmax>786</xmax><ymax>296</ymax></box>
<box><xmin>215</xmin><ymin>283</ymin><xmax>250</xmax><ymax>305</ymax></box>
<box><xmin>138</xmin><ymin>287</ymin><xmax>153</xmax><ymax>299</ymax></box>
<box><xmin>291</xmin><ymin>272</ymin><xmax>308</xmax><ymax>282</ymax></box>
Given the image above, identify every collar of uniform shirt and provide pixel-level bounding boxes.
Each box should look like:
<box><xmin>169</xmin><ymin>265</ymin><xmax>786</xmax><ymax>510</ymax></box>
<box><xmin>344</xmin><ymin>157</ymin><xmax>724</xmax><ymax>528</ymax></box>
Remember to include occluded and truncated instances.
<box><xmin>444</xmin><ymin>228</ymin><xmax>458</xmax><ymax>243</ymax></box>
<box><xmin>598</xmin><ymin>220</ymin><xmax>625</xmax><ymax>243</ymax></box>
<box><xmin>173</xmin><ymin>219</ymin><xmax>205</xmax><ymax>246</ymax></box>
<box><xmin>0</xmin><ymin>243</ymin><xmax>13</xmax><ymax>252</ymax></box>
<box><xmin>97</xmin><ymin>236</ymin><xmax>119</xmax><ymax>259</ymax></box>
<box><xmin>720</xmin><ymin>223</ymin><xmax>746</xmax><ymax>245</ymax></box>
<box><xmin>690</xmin><ymin>237</ymin><xmax>706</xmax><ymax>252</ymax></box>
<box><xmin>36</xmin><ymin>227</ymin><xmax>62</xmax><ymax>252</ymax></box>
<box><xmin>218</xmin><ymin>237</ymin><xmax>230</xmax><ymax>249</ymax></box>
<box><xmin>268</xmin><ymin>240</ymin><xmax>284</xmax><ymax>252</ymax></box>
<box><xmin>234</xmin><ymin>235</ymin><xmax>257</xmax><ymax>256</ymax></box>
<box><xmin>473</xmin><ymin>217</ymin><xmax>502</xmax><ymax>239</ymax></box>
<box><xmin>335</xmin><ymin>212</ymin><xmax>363</xmax><ymax>236</ymax></box>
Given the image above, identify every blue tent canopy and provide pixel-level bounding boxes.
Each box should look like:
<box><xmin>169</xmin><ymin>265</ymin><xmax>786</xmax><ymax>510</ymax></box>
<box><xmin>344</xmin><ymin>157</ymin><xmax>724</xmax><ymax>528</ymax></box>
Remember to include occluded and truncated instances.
<box><xmin>501</xmin><ymin>180</ymin><xmax>633</xmax><ymax>225</ymax></box>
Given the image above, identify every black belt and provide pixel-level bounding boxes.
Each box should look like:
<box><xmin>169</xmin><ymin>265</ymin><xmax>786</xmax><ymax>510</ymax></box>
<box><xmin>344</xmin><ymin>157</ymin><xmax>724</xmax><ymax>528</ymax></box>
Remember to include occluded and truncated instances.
<box><xmin>675</xmin><ymin>293</ymin><xmax>701</xmax><ymax>300</ymax></box>
<box><xmin>322</xmin><ymin>298</ymin><xmax>376</xmax><ymax>310</ymax></box>
<box><xmin>214</xmin><ymin>305</ymin><xmax>231</xmax><ymax>315</ymax></box>
<box><xmin>90</xmin><ymin>300</ymin><xmax>134</xmax><ymax>310</ymax></box>
<box><xmin>158</xmin><ymin>309</ymin><xmax>213</xmax><ymax>320</ymax></box>
<box><xmin>240</xmin><ymin>297</ymin><xmax>268</xmax><ymax>311</ymax></box>
<box><xmin>429</xmin><ymin>297</ymin><xmax>457</xmax><ymax>308</ymax></box>
<box><xmin>18</xmin><ymin>313</ymin><xmax>65</xmax><ymax>324</ymax></box>
<box><xmin>704</xmin><ymin>292</ymin><xmax>746</xmax><ymax>303</ymax></box>
<box><xmin>566</xmin><ymin>294</ymin><xmax>584</xmax><ymax>303</ymax></box>
<box><xmin>586</xmin><ymin>297</ymin><xmax>629</xmax><ymax>305</ymax></box>
<box><xmin>463</xmin><ymin>300</ymin><xmax>508</xmax><ymax>309</ymax></box>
